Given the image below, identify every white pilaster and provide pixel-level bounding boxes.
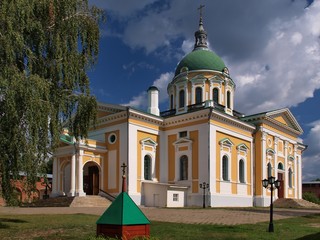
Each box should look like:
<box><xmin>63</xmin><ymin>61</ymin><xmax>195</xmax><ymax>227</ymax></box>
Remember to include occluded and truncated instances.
<box><xmin>294</xmin><ymin>145</ymin><xmax>298</xmax><ymax>198</ymax></box>
<box><xmin>68</xmin><ymin>154</ymin><xmax>76</xmax><ymax>196</ymax></box>
<box><xmin>262</xmin><ymin>131</ymin><xmax>267</xmax><ymax>197</ymax></box>
<box><xmin>284</xmin><ymin>141</ymin><xmax>288</xmax><ymax>198</ymax></box>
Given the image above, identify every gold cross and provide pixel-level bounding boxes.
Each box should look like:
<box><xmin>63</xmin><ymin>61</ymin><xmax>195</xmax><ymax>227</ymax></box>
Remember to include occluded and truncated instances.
<box><xmin>121</xmin><ymin>162</ymin><xmax>127</xmax><ymax>175</ymax></box>
<box><xmin>198</xmin><ymin>4</ymin><xmax>205</xmax><ymax>18</ymax></box>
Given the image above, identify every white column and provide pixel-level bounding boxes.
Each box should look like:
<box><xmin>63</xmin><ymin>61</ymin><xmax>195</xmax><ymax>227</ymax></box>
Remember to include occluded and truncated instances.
<box><xmin>274</xmin><ymin>137</ymin><xmax>279</xmax><ymax>199</ymax></box>
<box><xmin>294</xmin><ymin>145</ymin><xmax>298</xmax><ymax>198</ymax></box>
<box><xmin>191</xmin><ymin>85</ymin><xmax>195</xmax><ymax>104</ymax></box>
<box><xmin>262</xmin><ymin>131</ymin><xmax>267</xmax><ymax>197</ymax></box>
<box><xmin>184</xmin><ymin>83</ymin><xmax>188</xmax><ymax>112</ymax></box>
<box><xmin>68</xmin><ymin>154</ymin><xmax>76</xmax><ymax>196</ymax></box>
<box><xmin>76</xmin><ymin>152</ymin><xmax>85</xmax><ymax>196</ymax></box>
<box><xmin>284</xmin><ymin>141</ymin><xmax>288</xmax><ymax>198</ymax></box>
<box><xmin>298</xmin><ymin>155</ymin><xmax>302</xmax><ymax>199</ymax></box>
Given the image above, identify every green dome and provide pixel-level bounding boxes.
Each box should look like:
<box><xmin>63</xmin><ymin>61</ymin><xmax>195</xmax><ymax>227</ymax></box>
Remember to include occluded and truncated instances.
<box><xmin>175</xmin><ymin>49</ymin><xmax>226</xmax><ymax>76</ymax></box>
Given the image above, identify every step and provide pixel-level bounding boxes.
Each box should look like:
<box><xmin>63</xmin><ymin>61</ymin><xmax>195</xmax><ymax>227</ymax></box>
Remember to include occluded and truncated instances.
<box><xmin>70</xmin><ymin>196</ymin><xmax>112</xmax><ymax>208</ymax></box>
<box><xmin>274</xmin><ymin>198</ymin><xmax>320</xmax><ymax>208</ymax></box>
<box><xmin>21</xmin><ymin>196</ymin><xmax>75</xmax><ymax>207</ymax></box>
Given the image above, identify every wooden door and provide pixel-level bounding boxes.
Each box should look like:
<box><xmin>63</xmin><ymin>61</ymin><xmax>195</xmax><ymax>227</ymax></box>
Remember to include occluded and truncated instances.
<box><xmin>88</xmin><ymin>166</ymin><xmax>99</xmax><ymax>195</ymax></box>
<box><xmin>277</xmin><ymin>173</ymin><xmax>284</xmax><ymax>198</ymax></box>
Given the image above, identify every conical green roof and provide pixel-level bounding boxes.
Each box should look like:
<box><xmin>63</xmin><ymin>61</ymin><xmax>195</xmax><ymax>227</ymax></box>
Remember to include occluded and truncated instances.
<box><xmin>96</xmin><ymin>192</ymin><xmax>150</xmax><ymax>225</ymax></box>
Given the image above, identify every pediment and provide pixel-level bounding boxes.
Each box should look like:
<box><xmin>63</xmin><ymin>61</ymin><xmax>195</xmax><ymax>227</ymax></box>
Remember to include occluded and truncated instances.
<box><xmin>265</xmin><ymin>108</ymin><xmax>303</xmax><ymax>134</ymax></box>
<box><xmin>173</xmin><ymin>137</ymin><xmax>193</xmax><ymax>146</ymax></box>
<box><xmin>219</xmin><ymin>138</ymin><xmax>234</xmax><ymax>147</ymax></box>
<box><xmin>140</xmin><ymin>137</ymin><xmax>158</xmax><ymax>147</ymax></box>
<box><xmin>237</xmin><ymin>143</ymin><xmax>248</xmax><ymax>152</ymax></box>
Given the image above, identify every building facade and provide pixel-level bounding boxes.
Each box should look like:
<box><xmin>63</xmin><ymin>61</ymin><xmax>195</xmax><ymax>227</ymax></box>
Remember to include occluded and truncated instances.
<box><xmin>52</xmin><ymin>15</ymin><xmax>306</xmax><ymax>207</ymax></box>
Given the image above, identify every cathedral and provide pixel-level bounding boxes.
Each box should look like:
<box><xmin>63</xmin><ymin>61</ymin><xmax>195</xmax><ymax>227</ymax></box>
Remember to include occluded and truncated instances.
<box><xmin>51</xmin><ymin>13</ymin><xmax>306</xmax><ymax>207</ymax></box>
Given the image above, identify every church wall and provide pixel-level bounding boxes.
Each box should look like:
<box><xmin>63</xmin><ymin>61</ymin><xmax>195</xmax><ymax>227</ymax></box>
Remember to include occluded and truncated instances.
<box><xmin>215</xmin><ymin>131</ymin><xmax>252</xmax><ymax>196</ymax></box>
<box><xmin>190</xmin><ymin>130</ymin><xmax>199</xmax><ymax>193</ymax></box>
<box><xmin>104</xmin><ymin>130</ymin><xmax>120</xmax><ymax>193</ymax></box>
<box><xmin>125</xmin><ymin>118</ymin><xmax>161</xmax><ymax>205</ymax></box>
<box><xmin>136</xmin><ymin>130</ymin><xmax>160</xmax><ymax>193</ymax></box>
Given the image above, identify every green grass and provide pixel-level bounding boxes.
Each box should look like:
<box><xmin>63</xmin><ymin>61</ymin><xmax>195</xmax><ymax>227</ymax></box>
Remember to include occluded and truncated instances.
<box><xmin>0</xmin><ymin>213</ymin><xmax>319</xmax><ymax>240</ymax></box>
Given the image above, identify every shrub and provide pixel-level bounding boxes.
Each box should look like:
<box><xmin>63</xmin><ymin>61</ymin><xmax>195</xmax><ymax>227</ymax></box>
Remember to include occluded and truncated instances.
<box><xmin>302</xmin><ymin>192</ymin><xmax>320</xmax><ymax>204</ymax></box>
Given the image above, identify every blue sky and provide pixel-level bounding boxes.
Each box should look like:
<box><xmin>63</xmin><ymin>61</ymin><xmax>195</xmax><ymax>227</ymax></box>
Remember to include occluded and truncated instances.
<box><xmin>88</xmin><ymin>0</ymin><xmax>320</xmax><ymax>181</ymax></box>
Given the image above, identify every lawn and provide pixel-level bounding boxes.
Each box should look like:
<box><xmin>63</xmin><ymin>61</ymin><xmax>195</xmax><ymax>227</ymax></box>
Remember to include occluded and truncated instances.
<box><xmin>0</xmin><ymin>213</ymin><xmax>319</xmax><ymax>240</ymax></box>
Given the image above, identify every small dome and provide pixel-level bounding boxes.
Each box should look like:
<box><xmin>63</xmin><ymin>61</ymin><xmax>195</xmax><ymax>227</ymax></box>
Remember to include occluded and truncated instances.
<box><xmin>175</xmin><ymin>49</ymin><xmax>226</xmax><ymax>77</ymax></box>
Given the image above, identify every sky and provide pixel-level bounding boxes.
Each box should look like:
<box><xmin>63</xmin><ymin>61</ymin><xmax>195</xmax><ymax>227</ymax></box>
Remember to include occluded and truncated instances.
<box><xmin>87</xmin><ymin>0</ymin><xmax>320</xmax><ymax>181</ymax></box>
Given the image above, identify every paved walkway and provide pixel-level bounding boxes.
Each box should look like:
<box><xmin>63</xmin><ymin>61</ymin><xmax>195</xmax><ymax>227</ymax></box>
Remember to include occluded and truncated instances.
<box><xmin>1</xmin><ymin>207</ymin><xmax>319</xmax><ymax>225</ymax></box>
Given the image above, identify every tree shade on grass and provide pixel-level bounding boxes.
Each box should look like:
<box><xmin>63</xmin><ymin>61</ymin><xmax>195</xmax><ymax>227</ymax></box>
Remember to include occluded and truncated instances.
<box><xmin>0</xmin><ymin>0</ymin><xmax>104</xmax><ymax>204</ymax></box>
<box><xmin>0</xmin><ymin>214</ymin><xmax>319</xmax><ymax>240</ymax></box>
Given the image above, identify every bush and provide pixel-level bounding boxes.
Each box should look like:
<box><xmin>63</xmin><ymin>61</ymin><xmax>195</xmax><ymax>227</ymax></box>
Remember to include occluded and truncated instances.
<box><xmin>302</xmin><ymin>192</ymin><xmax>320</xmax><ymax>204</ymax></box>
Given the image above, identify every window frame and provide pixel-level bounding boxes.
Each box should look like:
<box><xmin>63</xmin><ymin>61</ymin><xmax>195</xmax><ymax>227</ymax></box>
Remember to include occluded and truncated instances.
<box><xmin>180</xmin><ymin>155</ymin><xmax>188</xmax><ymax>181</ymax></box>
<box><xmin>213</xmin><ymin>88</ymin><xmax>219</xmax><ymax>103</ymax></box>
<box><xmin>239</xmin><ymin>159</ymin><xmax>245</xmax><ymax>183</ymax></box>
<box><xmin>179</xmin><ymin>89</ymin><xmax>185</xmax><ymax>108</ymax></box>
<box><xmin>144</xmin><ymin>155</ymin><xmax>152</xmax><ymax>180</ymax></box>
<box><xmin>195</xmin><ymin>87</ymin><xmax>202</xmax><ymax>104</ymax></box>
<box><xmin>222</xmin><ymin>155</ymin><xmax>229</xmax><ymax>181</ymax></box>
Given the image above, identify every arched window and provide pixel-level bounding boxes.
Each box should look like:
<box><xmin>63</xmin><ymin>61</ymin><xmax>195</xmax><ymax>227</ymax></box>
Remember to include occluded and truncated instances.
<box><xmin>267</xmin><ymin>162</ymin><xmax>272</xmax><ymax>178</ymax></box>
<box><xmin>227</xmin><ymin>91</ymin><xmax>231</xmax><ymax>108</ymax></box>
<box><xmin>144</xmin><ymin>155</ymin><xmax>152</xmax><ymax>180</ymax></box>
<box><xmin>179</xmin><ymin>90</ymin><xmax>185</xmax><ymax>108</ymax></box>
<box><xmin>288</xmin><ymin>168</ymin><xmax>293</xmax><ymax>188</ymax></box>
<box><xmin>195</xmin><ymin>87</ymin><xmax>202</xmax><ymax>104</ymax></box>
<box><xmin>213</xmin><ymin>88</ymin><xmax>219</xmax><ymax>103</ymax></box>
<box><xmin>239</xmin><ymin>159</ymin><xmax>245</xmax><ymax>183</ymax></box>
<box><xmin>222</xmin><ymin>155</ymin><xmax>229</xmax><ymax>181</ymax></box>
<box><xmin>180</xmin><ymin>155</ymin><xmax>188</xmax><ymax>180</ymax></box>
<box><xmin>278</xmin><ymin>162</ymin><xmax>284</xmax><ymax>170</ymax></box>
<box><xmin>170</xmin><ymin>94</ymin><xmax>174</xmax><ymax>109</ymax></box>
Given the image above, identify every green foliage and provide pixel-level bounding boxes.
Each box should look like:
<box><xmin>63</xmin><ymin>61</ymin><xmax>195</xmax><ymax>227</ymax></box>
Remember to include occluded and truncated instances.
<box><xmin>0</xmin><ymin>0</ymin><xmax>104</xmax><ymax>203</ymax></box>
<box><xmin>303</xmin><ymin>192</ymin><xmax>320</xmax><ymax>204</ymax></box>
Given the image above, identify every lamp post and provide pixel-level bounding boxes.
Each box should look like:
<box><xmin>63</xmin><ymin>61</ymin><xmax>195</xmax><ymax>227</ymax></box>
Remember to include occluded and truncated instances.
<box><xmin>262</xmin><ymin>176</ymin><xmax>280</xmax><ymax>232</ymax></box>
<box><xmin>199</xmin><ymin>182</ymin><xmax>209</xmax><ymax>208</ymax></box>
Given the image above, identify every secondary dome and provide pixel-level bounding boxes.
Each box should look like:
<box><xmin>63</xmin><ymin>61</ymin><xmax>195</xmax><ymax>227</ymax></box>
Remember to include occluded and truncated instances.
<box><xmin>175</xmin><ymin>49</ymin><xmax>226</xmax><ymax>76</ymax></box>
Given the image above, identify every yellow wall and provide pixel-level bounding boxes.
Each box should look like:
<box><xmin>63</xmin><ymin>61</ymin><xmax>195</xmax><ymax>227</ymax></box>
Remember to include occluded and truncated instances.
<box><xmin>215</xmin><ymin>131</ymin><xmax>251</xmax><ymax>195</ymax></box>
<box><xmin>104</xmin><ymin>130</ymin><xmax>120</xmax><ymax>193</ymax></box>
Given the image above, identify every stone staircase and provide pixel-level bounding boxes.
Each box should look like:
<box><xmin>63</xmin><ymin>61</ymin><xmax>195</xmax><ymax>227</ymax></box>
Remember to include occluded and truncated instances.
<box><xmin>70</xmin><ymin>195</ymin><xmax>112</xmax><ymax>208</ymax></box>
<box><xmin>274</xmin><ymin>198</ymin><xmax>320</xmax><ymax>208</ymax></box>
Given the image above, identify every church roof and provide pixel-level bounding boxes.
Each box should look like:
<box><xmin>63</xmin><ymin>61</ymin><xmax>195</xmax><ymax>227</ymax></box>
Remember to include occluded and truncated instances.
<box><xmin>96</xmin><ymin>192</ymin><xmax>150</xmax><ymax>225</ymax></box>
<box><xmin>175</xmin><ymin>49</ymin><xmax>226</xmax><ymax>76</ymax></box>
<box><xmin>174</xmin><ymin>7</ymin><xmax>226</xmax><ymax>77</ymax></box>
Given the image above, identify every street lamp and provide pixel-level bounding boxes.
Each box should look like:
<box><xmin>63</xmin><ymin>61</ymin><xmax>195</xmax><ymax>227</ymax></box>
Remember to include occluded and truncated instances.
<box><xmin>199</xmin><ymin>182</ymin><xmax>209</xmax><ymax>208</ymax></box>
<box><xmin>262</xmin><ymin>176</ymin><xmax>281</xmax><ymax>232</ymax></box>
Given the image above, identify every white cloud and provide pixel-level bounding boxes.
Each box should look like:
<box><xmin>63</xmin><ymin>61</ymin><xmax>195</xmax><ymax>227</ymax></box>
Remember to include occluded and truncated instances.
<box><xmin>232</xmin><ymin>1</ymin><xmax>320</xmax><ymax>114</ymax></box>
<box><xmin>123</xmin><ymin>72</ymin><xmax>173</xmax><ymax>109</ymax></box>
<box><xmin>181</xmin><ymin>39</ymin><xmax>194</xmax><ymax>55</ymax></box>
<box><xmin>90</xmin><ymin>0</ymin><xmax>158</xmax><ymax>18</ymax></box>
<box><xmin>302</xmin><ymin>120</ymin><xmax>320</xmax><ymax>181</ymax></box>
<box><xmin>291</xmin><ymin>32</ymin><xmax>303</xmax><ymax>45</ymax></box>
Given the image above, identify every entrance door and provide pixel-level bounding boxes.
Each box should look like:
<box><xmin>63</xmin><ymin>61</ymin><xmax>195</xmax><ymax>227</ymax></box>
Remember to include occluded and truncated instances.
<box><xmin>88</xmin><ymin>166</ymin><xmax>99</xmax><ymax>195</ymax></box>
<box><xmin>277</xmin><ymin>173</ymin><xmax>284</xmax><ymax>198</ymax></box>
